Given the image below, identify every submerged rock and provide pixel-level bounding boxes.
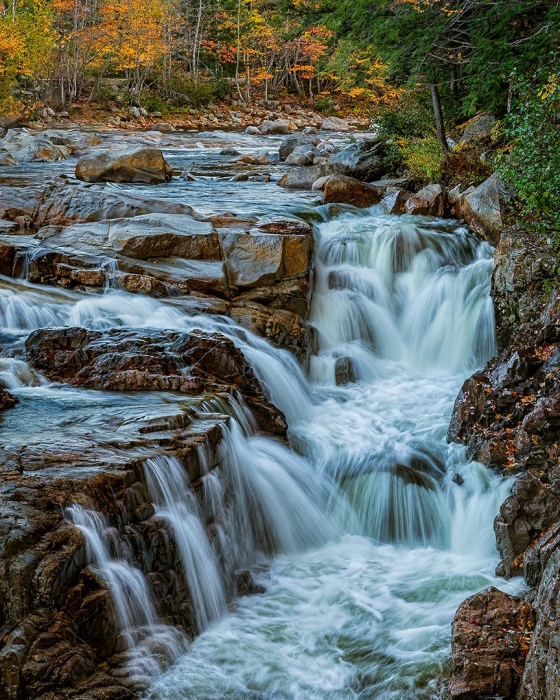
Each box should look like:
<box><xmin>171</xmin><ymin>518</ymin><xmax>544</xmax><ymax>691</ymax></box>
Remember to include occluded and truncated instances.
<box><xmin>75</xmin><ymin>147</ymin><xmax>173</xmax><ymax>184</ymax></box>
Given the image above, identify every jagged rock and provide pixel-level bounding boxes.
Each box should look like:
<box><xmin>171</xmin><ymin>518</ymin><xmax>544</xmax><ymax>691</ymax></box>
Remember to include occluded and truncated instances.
<box><xmin>450</xmin><ymin>587</ymin><xmax>535</xmax><ymax>700</ymax></box>
<box><xmin>382</xmin><ymin>188</ymin><xmax>412</xmax><ymax>215</ymax></box>
<box><xmin>0</xmin><ymin>130</ymin><xmax>71</xmax><ymax>162</ymax></box>
<box><xmin>230</xmin><ymin>302</ymin><xmax>316</xmax><ymax>366</ymax></box>
<box><xmin>43</xmin><ymin>129</ymin><xmax>103</xmax><ymax>151</ymax></box>
<box><xmin>461</xmin><ymin>174</ymin><xmax>513</xmax><ymax>246</ymax></box>
<box><xmin>285</xmin><ymin>144</ymin><xmax>319</xmax><ymax>166</ymax></box>
<box><xmin>322</xmin><ymin>174</ymin><xmax>382</xmax><ymax>208</ymax></box>
<box><xmin>519</xmin><ymin>549</ymin><xmax>560</xmax><ymax>699</ymax></box>
<box><xmin>0</xmin><ymin>147</ymin><xmax>18</xmax><ymax>166</ymax></box>
<box><xmin>329</xmin><ymin>138</ymin><xmax>387</xmax><ymax>182</ymax></box>
<box><xmin>25</xmin><ymin>327</ymin><xmax>286</xmax><ymax>436</ymax></box>
<box><xmin>404</xmin><ymin>184</ymin><xmax>447</xmax><ymax>217</ymax></box>
<box><xmin>75</xmin><ymin>147</ymin><xmax>173</xmax><ymax>184</ymax></box>
<box><xmin>492</xmin><ymin>228</ymin><xmax>557</xmax><ymax>349</ymax></box>
<box><xmin>0</xmin><ymin>388</ymin><xmax>18</xmax><ymax>410</ymax></box>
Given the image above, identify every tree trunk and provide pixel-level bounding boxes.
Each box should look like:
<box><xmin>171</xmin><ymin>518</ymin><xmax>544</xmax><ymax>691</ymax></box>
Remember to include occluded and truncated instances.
<box><xmin>430</xmin><ymin>83</ymin><xmax>448</xmax><ymax>153</ymax></box>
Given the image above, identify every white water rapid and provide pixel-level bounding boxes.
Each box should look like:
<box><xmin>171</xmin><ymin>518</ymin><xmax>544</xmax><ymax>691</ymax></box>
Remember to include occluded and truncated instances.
<box><xmin>1</xmin><ymin>204</ymin><xmax>521</xmax><ymax>698</ymax></box>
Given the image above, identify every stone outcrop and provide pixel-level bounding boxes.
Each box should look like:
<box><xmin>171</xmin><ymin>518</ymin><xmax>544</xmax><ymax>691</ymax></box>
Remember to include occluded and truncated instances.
<box><xmin>75</xmin><ymin>147</ymin><xmax>173</xmax><ymax>184</ymax></box>
<box><xmin>450</xmin><ymin>587</ymin><xmax>535</xmax><ymax>700</ymax></box>
<box><xmin>322</xmin><ymin>174</ymin><xmax>382</xmax><ymax>208</ymax></box>
<box><xmin>328</xmin><ymin>137</ymin><xmax>387</xmax><ymax>182</ymax></box>
<box><xmin>277</xmin><ymin>164</ymin><xmax>333</xmax><ymax>190</ymax></box>
<box><xmin>449</xmin><ymin>226</ymin><xmax>560</xmax><ymax>698</ymax></box>
<box><xmin>26</xmin><ymin>327</ymin><xmax>286</xmax><ymax>436</ymax></box>
<box><xmin>0</xmin><ymin>388</ymin><xmax>18</xmax><ymax>410</ymax></box>
<box><xmin>0</xmin><ymin>390</ymin><xmax>229</xmax><ymax>700</ymax></box>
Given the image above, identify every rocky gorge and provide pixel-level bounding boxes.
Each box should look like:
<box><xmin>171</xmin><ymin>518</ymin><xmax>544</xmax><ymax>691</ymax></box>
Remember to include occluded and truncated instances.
<box><xmin>0</xmin><ymin>120</ymin><xmax>555</xmax><ymax>699</ymax></box>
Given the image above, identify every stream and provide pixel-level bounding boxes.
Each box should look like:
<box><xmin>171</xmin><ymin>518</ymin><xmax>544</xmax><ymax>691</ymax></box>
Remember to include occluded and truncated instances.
<box><xmin>0</xmin><ymin>127</ymin><xmax>521</xmax><ymax>699</ymax></box>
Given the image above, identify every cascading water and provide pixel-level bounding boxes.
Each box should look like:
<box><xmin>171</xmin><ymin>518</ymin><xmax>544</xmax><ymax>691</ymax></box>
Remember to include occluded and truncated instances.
<box><xmin>0</xmin><ymin>197</ymin><xmax>522</xmax><ymax>697</ymax></box>
<box><xmin>145</xmin><ymin>209</ymin><xmax>522</xmax><ymax>699</ymax></box>
<box><xmin>64</xmin><ymin>505</ymin><xmax>186</xmax><ymax>684</ymax></box>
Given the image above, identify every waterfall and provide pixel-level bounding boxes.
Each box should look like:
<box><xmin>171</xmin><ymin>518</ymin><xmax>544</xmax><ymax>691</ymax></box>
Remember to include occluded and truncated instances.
<box><xmin>2</xmin><ymin>199</ymin><xmax>520</xmax><ymax>698</ymax></box>
<box><xmin>143</xmin><ymin>455</ymin><xmax>227</xmax><ymax>631</ymax></box>
<box><xmin>65</xmin><ymin>506</ymin><xmax>186</xmax><ymax>683</ymax></box>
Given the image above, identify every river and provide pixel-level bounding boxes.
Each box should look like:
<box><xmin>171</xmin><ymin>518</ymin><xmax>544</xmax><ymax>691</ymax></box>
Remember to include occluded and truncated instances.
<box><xmin>0</xmin><ymin>127</ymin><xmax>521</xmax><ymax>699</ymax></box>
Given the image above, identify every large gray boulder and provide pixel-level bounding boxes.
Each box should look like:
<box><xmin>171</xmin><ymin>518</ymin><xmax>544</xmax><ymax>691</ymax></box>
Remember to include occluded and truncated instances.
<box><xmin>279</xmin><ymin>133</ymin><xmax>321</xmax><ymax>161</ymax></box>
<box><xmin>329</xmin><ymin>138</ymin><xmax>387</xmax><ymax>182</ymax></box>
<box><xmin>0</xmin><ymin>130</ymin><xmax>70</xmax><ymax>163</ymax></box>
<box><xmin>460</xmin><ymin>173</ymin><xmax>512</xmax><ymax>246</ymax></box>
<box><xmin>75</xmin><ymin>147</ymin><xmax>173</xmax><ymax>183</ymax></box>
<box><xmin>277</xmin><ymin>164</ymin><xmax>333</xmax><ymax>190</ymax></box>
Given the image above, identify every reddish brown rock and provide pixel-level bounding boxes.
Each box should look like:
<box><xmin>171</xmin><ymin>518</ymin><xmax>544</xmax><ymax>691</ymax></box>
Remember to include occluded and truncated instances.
<box><xmin>322</xmin><ymin>174</ymin><xmax>382</xmax><ymax>208</ymax></box>
<box><xmin>450</xmin><ymin>587</ymin><xmax>535</xmax><ymax>700</ymax></box>
<box><xmin>404</xmin><ymin>184</ymin><xmax>447</xmax><ymax>217</ymax></box>
<box><xmin>25</xmin><ymin>327</ymin><xmax>287</xmax><ymax>436</ymax></box>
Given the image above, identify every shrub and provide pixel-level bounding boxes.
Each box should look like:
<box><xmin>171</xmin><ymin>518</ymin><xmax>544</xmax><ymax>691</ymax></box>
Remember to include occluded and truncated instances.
<box><xmin>400</xmin><ymin>137</ymin><xmax>445</xmax><ymax>182</ymax></box>
<box><xmin>373</xmin><ymin>94</ymin><xmax>434</xmax><ymax>139</ymax></box>
<box><xmin>497</xmin><ymin>70</ymin><xmax>560</xmax><ymax>235</ymax></box>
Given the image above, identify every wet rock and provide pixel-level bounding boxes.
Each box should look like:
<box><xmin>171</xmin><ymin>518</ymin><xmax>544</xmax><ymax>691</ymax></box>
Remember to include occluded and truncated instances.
<box><xmin>43</xmin><ymin>129</ymin><xmax>103</xmax><ymax>151</ymax></box>
<box><xmin>285</xmin><ymin>144</ymin><xmax>319</xmax><ymax>166</ymax></box>
<box><xmin>230</xmin><ymin>302</ymin><xmax>316</xmax><ymax>366</ymax></box>
<box><xmin>381</xmin><ymin>188</ymin><xmax>412</xmax><ymax>215</ymax></box>
<box><xmin>404</xmin><ymin>184</ymin><xmax>447</xmax><ymax>217</ymax></box>
<box><xmin>25</xmin><ymin>327</ymin><xmax>287</xmax><ymax>436</ymax></box>
<box><xmin>259</xmin><ymin>119</ymin><xmax>294</xmax><ymax>135</ymax></box>
<box><xmin>33</xmin><ymin>179</ymin><xmax>203</xmax><ymax>228</ymax></box>
<box><xmin>0</xmin><ymin>130</ymin><xmax>71</xmax><ymax>163</ymax></box>
<box><xmin>450</xmin><ymin>586</ymin><xmax>535</xmax><ymax>700</ymax></box>
<box><xmin>322</xmin><ymin>174</ymin><xmax>382</xmax><ymax>208</ymax></box>
<box><xmin>334</xmin><ymin>356</ymin><xmax>355</xmax><ymax>385</ymax></box>
<box><xmin>75</xmin><ymin>147</ymin><xmax>172</xmax><ymax>184</ymax></box>
<box><xmin>0</xmin><ymin>388</ymin><xmax>18</xmax><ymax>410</ymax></box>
<box><xmin>277</xmin><ymin>164</ymin><xmax>333</xmax><ymax>190</ymax></box>
<box><xmin>234</xmin><ymin>570</ymin><xmax>266</xmax><ymax>596</ymax></box>
<box><xmin>37</xmin><ymin>214</ymin><xmax>220</xmax><ymax>261</ymax></box>
<box><xmin>0</xmin><ymin>147</ymin><xmax>18</xmax><ymax>166</ymax></box>
<box><xmin>220</xmin><ymin>147</ymin><xmax>240</xmax><ymax>156</ymax></box>
<box><xmin>329</xmin><ymin>138</ymin><xmax>387</xmax><ymax>182</ymax></box>
<box><xmin>278</xmin><ymin>133</ymin><xmax>320</xmax><ymax>161</ymax></box>
<box><xmin>219</xmin><ymin>225</ymin><xmax>312</xmax><ymax>290</ymax></box>
<box><xmin>461</xmin><ymin>174</ymin><xmax>513</xmax><ymax>246</ymax></box>
<box><xmin>152</xmin><ymin>122</ymin><xmax>175</xmax><ymax>132</ymax></box>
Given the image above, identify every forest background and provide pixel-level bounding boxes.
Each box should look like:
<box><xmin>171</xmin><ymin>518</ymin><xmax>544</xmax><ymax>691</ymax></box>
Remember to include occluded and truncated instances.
<box><xmin>0</xmin><ymin>0</ymin><xmax>558</xmax><ymax>233</ymax></box>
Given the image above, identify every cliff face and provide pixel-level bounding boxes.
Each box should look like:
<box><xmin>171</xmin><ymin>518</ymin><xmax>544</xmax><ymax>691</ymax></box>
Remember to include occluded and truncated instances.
<box><xmin>449</xmin><ymin>226</ymin><xmax>560</xmax><ymax>699</ymax></box>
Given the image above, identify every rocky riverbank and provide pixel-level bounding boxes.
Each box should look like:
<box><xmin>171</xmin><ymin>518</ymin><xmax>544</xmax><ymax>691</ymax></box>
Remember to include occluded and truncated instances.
<box><xmin>449</xmin><ymin>225</ymin><xmax>560</xmax><ymax>698</ymax></box>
